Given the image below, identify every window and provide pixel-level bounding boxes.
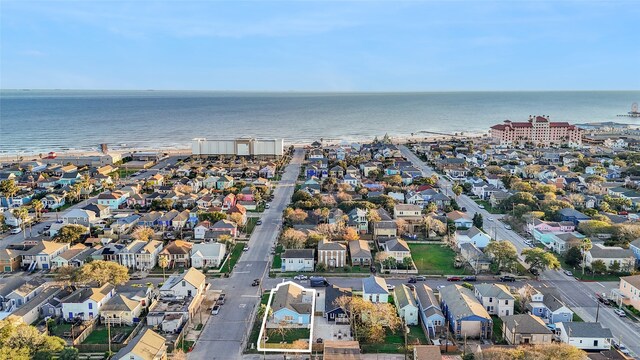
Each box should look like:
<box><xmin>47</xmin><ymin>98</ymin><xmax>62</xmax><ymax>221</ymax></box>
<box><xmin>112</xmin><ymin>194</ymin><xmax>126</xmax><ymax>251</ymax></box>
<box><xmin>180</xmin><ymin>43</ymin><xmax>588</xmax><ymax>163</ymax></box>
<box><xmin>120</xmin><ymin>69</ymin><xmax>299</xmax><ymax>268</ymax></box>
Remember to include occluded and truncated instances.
<box><xmin>594</xmin><ymin>340</ymin><xmax>598</xmax><ymax>346</ymax></box>
<box><xmin>505</xmin><ymin>300</ymin><xmax>509</xmax><ymax>305</ymax></box>
<box><xmin>182</xmin><ymin>281</ymin><xmax>186</xmax><ymax>287</ymax></box>
<box><xmin>489</xmin><ymin>297</ymin><xmax>493</xmax><ymax>303</ymax></box>
<box><xmin>88</xmin><ymin>303</ymin><xmax>93</xmax><ymax>309</ymax></box>
<box><xmin>284</xmin><ymin>315</ymin><xmax>293</xmax><ymax>321</ymax></box>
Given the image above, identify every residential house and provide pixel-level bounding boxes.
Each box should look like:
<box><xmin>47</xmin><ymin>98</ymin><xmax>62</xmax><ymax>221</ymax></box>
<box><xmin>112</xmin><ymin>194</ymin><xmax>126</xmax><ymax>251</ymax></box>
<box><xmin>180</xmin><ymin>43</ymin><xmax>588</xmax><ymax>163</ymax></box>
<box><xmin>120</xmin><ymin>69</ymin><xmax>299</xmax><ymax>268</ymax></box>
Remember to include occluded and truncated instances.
<box><xmin>347</xmin><ymin>208</ymin><xmax>369</xmax><ymax>233</ymax></box>
<box><xmin>317</xmin><ymin>239</ymin><xmax>347</xmax><ymax>268</ymax></box>
<box><xmin>97</xmin><ymin>191</ymin><xmax>128</xmax><ymax>210</ymax></box>
<box><xmin>522</xmin><ymin>286</ymin><xmax>574</xmax><ymax>324</ymax></box>
<box><xmin>83</xmin><ymin>203</ymin><xmax>111</xmax><ymax>219</ymax></box>
<box><xmin>101</xmin><ymin>293</ymin><xmax>144</xmax><ymax>326</ymax></box>
<box><xmin>216</xmin><ymin>175</ymin><xmax>234</xmax><ymax>190</ymax></box>
<box><xmin>440</xmin><ymin>285</ymin><xmax>492</xmax><ymax>339</ymax></box>
<box><xmin>550</xmin><ymin>232</ymin><xmax>584</xmax><ymax>254</ymax></box>
<box><xmin>227</xmin><ymin>204</ymin><xmax>247</xmax><ymax>225</ymax></box>
<box><xmin>558</xmin><ymin>208</ymin><xmax>591</xmax><ymax>226</ymax></box>
<box><xmin>159</xmin><ymin>240</ymin><xmax>193</xmax><ymax>269</ymax></box>
<box><xmin>112</xmin><ymin>328</ymin><xmax>167</xmax><ymax>360</ymax></box>
<box><xmin>460</xmin><ymin>243</ymin><xmax>491</xmax><ymax>273</ymax></box>
<box><xmin>455</xmin><ymin>227</ymin><xmax>491</xmax><ymax>249</ymax></box>
<box><xmin>62</xmin><ymin>209</ymin><xmax>96</xmax><ymax>226</ymax></box>
<box><xmin>348</xmin><ymin>240</ymin><xmax>372</xmax><ymax>267</ymax></box>
<box><xmin>210</xmin><ymin>219</ymin><xmax>238</xmax><ymax>238</ymax></box>
<box><xmin>139</xmin><ymin>212</ymin><xmax>163</xmax><ymax>228</ymax></box>
<box><xmin>615</xmin><ymin>275</ymin><xmax>640</xmax><ymax>311</ymax></box>
<box><xmin>118</xmin><ymin>240</ymin><xmax>163</xmax><ymax>271</ymax></box>
<box><xmin>585</xmin><ymin>243</ymin><xmax>635</xmax><ymax>272</ymax></box>
<box><xmin>394</xmin><ymin>284</ymin><xmax>419</xmax><ymax>325</ymax></box>
<box><xmin>324</xmin><ymin>285</ymin><xmax>351</xmax><ymax>323</ymax></box>
<box><xmin>7</xmin><ymin>287</ymin><xmax>61</xmax><ymax>325</ymax></box>
<box><xmin>447</xmin><ymin>211</ymin><xmax>474</xmax><ymax>229</ymax></box>
<box><xmin>2</xmin><ymin>278</ymin><xmax>46</xmax><ymax>311</ymax></box>
<box><xmin>361</xmin><ymin>275</ymin><xmax>389</xmax><ymax>303</ymax></box>
<box><xmin>393</xmin><ymin>204</ymin><xmax>422</xmax><ymax>233</ymax></box>
<box><xmin>91</xmin><ymin>243</ymin><xmax>125</xmax><ymax>262</ymax></box>
<box><xmin>21</xmin><ymin>241</ymin><xmax>70</xmax><ymax>271</ymax></box>
<box><xmin>158</xmin><ymin>210</ymin><xmax>179</xmax><ymax>228</ymax></box>
<box><xmin>159</xmin><ymin>267</ymin><xmax>207</xmax><ymax>299</ymax></box>
<box><xmin>474</xmin><ymin>283</ymin><xmax>515</xmax><ymax>317</ymax></box>
<box><xmin>502</xmin><ymin>314</ymin><xmax>553</xmax><ymax>345</ymax></box>
<box><xmin>414</xmin><ymin>284</ymin><xmax>446</xmax><ymax>337</ymax></box>
<box><xmin>270</xmin><ymin>282</ymin><xmax>314</xmax><ymax>326</ymax></box>
<box><xmin>281</xmin><ymin>249</ymin><xmax>314</xmax><ymax>272</ymax></box>
<box><xmin>190</xmin><ymin>243</ymin><xmax>227</xmax><ymax>269</ymax></box>
<box><xmin>51</xmin><ymin>243</ymin><xmax>93</xmax><ymax>268</ymax></box>
<box><xmin>0</xmin><ymin>249</ymin><xmax>22</xmax><ymax>272</ymax></box>
<box><xmin>61</xmin><ymin>283</ymin><xmax>115</xmax><ymax>321</ymax></box>
<box><xmin>382</xmin><ymin>238</ymin><xmax>412</xmax><ymax>263</ymax></box>
<box><xmin>555</xmin><ymin>322</ymin><xmax>612</xmax><ymax>351</ymax></box>
<box><xmin>42</xmin><ymin>194</ymin><xmax>66</xmax><ymax>210</ymax></box>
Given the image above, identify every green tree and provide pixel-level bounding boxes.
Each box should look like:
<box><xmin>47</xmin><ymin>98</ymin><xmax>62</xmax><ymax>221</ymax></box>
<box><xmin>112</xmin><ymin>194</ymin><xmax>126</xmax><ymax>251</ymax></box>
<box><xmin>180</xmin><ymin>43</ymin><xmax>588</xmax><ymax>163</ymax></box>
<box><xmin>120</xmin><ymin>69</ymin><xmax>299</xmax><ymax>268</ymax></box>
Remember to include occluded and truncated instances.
<box><xmin>12</xmin><ymin>207</ymin><xmax>29</xmax><ymax>237</ymax></box>
<box><xmin>591</xmin><ymin>260</ymin><xmax>607</xmax><ymax>274</ymax></box>
<box><xmin>77</xmin><ymin>260</ymin><xmax>129</xmax><ymax>286</ymax></box>
<box><xmin>58</xmin><ymin>347</ymin><xmax>79</xmax><ymax>360</ymax></box>
<box><xmin>522</xmin><ymin>248</ymin><xmax>560</xmax><ymax>276</ymax></box>
<box><xmin>564</xmin><ymin>246</ymin><xmax>582</xmax><ymax>268</ymax></box>
<box><xmin>452</xmin><ymin>185</ymin><xmax>463</xmax><ymax>198</ymax></box>
<box><xmin>485</xmin><ymin>241</ymin><xmax>519</xmax><ymax>273</ymax></box>
<box><xmin>54</xmin><ymin>224</ymin><xmax>87</xmax><ymax>243</ymax></box>
<box><xmin>197</xmin><ymin>211</ymin><xmax>227</xmax><ymax>222</ymax></box>
<box><xmin>609</xmin><ymin>260</ymin><xmax>621</xmax><ymax>273</ymax></box>
<box><xmin>31</xmin><ymin>199</ymin><xmax>43</xmax><ymax>221</ymax></box>
<box><xmin>0</xmin><ymin>179</ymin><xmax>19</xmax><ymax>201</ymax></box>
<box><xmin>472</xmin><ymin>212</ymin><xmax>483</xmax><ymax>229</ymax></box>
<box><xmin>0</xmin><ymin>320</ymin><xmax>65</xmax><ymax>360</ymax></box>
<box><xmin>424</xmin><ymin>202</ymin><xmax>438</xmax><ymax>214</ymax></box>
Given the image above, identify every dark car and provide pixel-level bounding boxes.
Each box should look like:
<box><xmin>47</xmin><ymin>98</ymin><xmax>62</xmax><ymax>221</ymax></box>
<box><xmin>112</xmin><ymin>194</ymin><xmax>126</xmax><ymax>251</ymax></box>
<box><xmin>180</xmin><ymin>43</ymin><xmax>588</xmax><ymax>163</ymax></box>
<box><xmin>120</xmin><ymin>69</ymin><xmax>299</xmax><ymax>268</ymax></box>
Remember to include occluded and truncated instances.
<box><xmin>529</xmin><ymin>268</ymin><xmax>540</xmax><ymax>276</ymax></box>
<box><xmin>500</xmin><ymin>275</ymin><xmax>516</xmax><ymax>282</ymax></box>
<box><xmin>408</xmin><ymin>277</ymin><xmax>417</xmax><ymax>284</ymax></box>
<box><xmin>415</xmin><ymin>276</ymin><xmax>427</xmax><ymax>281</ymax></box>
<box><xmin>462</xmin><ymin>276</ymin><xmax>477</xmax><ymax>282</ymax></box>
<box><xmin>447</xmin><ymin>276</ymin><xmax>462</xmax><ymax>282</ymax></box>
<box><xmin>252</xmin><ymin>279</ymin><xmax>260</xmax><ymax>286</ymax></box>
<box><xmin>461</xmin><ymin>207</ymin><xmax>467</xmax><ymax>212</ymax></box>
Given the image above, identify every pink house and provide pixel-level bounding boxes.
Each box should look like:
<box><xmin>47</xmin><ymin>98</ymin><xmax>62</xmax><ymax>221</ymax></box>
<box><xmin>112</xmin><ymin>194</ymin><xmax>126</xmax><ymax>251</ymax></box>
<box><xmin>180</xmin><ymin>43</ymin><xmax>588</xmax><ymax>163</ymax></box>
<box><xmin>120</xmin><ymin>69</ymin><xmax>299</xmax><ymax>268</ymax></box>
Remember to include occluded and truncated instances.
<box><xmin>237</xmin><ymin>187</ymin><xmax>255</xmax><ymax>202</ymax></box>
<box><xmin>527</xmin><ymin>218</ymin><xmax>575</xmax><ymax>234</ymax></box>
<box><xmin>222</xmin><ymin>194</ymin><xmax>236</xmax><ymax>210</ymax></box>
<box><xmin>211</xmin><ymin>219</ymin><xmax>238</xmax><ymax>238</ymax></box>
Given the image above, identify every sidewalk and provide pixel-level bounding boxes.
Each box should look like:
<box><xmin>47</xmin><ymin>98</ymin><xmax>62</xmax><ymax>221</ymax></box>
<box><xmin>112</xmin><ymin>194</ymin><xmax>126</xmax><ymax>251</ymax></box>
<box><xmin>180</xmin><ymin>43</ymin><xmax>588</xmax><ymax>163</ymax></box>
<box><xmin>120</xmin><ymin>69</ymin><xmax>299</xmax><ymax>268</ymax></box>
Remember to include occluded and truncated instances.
<box><xmin>243</xmin><ymin>355</ymin><xmax>405</xmax><ymax>360</ymax></box>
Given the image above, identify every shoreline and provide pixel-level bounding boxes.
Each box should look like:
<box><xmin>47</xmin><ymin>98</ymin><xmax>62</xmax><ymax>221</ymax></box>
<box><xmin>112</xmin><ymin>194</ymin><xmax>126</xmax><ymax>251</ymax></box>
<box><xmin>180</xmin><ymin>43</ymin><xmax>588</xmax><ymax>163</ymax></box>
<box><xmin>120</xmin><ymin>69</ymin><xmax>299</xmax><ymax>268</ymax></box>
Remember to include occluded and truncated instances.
<box><xmin>0</xmin><ymin>131</ymin><xmax>487</xmax><ymax>163</ymax></box>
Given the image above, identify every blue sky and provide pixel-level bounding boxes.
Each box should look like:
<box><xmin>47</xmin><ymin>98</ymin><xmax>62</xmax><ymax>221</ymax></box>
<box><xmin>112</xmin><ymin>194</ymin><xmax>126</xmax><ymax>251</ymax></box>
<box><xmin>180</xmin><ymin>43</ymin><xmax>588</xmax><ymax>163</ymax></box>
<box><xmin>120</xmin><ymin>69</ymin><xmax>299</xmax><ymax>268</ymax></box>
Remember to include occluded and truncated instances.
<box><xmin>1</xmin><ymin>1</ymin><xmax>639</xmax><ymax>91</ymax></box>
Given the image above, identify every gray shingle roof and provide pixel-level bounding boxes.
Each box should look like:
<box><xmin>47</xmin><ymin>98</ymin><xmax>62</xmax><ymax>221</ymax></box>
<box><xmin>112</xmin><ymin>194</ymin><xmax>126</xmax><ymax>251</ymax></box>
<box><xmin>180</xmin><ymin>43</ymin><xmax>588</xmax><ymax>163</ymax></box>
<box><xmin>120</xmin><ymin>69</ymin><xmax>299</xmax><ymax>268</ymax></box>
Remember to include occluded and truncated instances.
<box><xmin>282</xmin><ymin>249</ymin><xmax>314</xmax><ymax>259</ymax></box>
<box><xmin>502</xmin><ymin>314</ymin><xmax>552</xmax><ymax>334</ymax></box>
<box><xmin>362</xmin><ymin>275</ymin><xmax>388</xmax><ymax>295</ymax></box>
<box><xmin>560</xmin><ymin>322</ymin><xmax>613</xmax><ymax>338</ymax></box>
<box><xmin>440</xmin><ymin>285</ymin><xmax>490</xmax><ymax>320</ymax></box>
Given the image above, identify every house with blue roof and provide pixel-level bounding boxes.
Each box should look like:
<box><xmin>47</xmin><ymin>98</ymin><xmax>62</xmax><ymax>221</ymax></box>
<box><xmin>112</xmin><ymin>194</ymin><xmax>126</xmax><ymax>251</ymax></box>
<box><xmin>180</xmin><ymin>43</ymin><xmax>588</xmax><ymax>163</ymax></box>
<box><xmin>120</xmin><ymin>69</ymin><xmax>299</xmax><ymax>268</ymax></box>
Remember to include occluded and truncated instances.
<box><xmin>269</xmin><ymin>282</ymin><xmax>314</xmax><ymax>326</ymax></box>
<box><xmin>558</xmin><ymin>208</ymin><xmax>591</xmax><ymax>226</ymax></box>
<box><xmin>440</xmin><ymin>284</ymin><xmax>492</xmax><ymax>339</ymax></box>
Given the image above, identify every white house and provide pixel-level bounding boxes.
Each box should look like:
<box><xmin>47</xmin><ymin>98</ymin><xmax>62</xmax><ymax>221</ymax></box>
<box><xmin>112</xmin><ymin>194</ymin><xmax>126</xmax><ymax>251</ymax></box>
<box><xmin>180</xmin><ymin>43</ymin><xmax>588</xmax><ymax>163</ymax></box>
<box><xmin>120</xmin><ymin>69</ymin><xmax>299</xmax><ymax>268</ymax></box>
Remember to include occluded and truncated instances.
<box><xmin>117</xmin><ymin>240</ymin><xmax>163</xmax><ymax>271</ymax></box>
<box><xmin>61</xmin><ymin>283</ymin><xmax>115</xmax><ymax>321</ymax></box>
<box><xmin>585</xmin><ymin>243</ymin><xmax>635</xmax><ymax>272</ymax></box>
<box><xmin>474</xmin><ymin>283</ymin><xmax>514</xmax><ymax>317</ymax></box>
<box><xmin>362</xmin><ymin>275</ymin><xmax>389</xmax><ymax>303</ymax></box>
<box><xmin>394</xmin><ymin>284</ymin><xmax>418</xmax><ymax>325</ymax></box>
<box><xmin>383</xmin><ymin>238</ymin><xmax>412</xmax><ymax>262</ymax></box>
<box><xmin>555</xmin><ymin>322</ymin><xmax>612</xmax><ymax>351</ymax></box>
<box><xmin>190</xmin><ymin>243</ymin><xmax>227</xmax><ymax>269</ymax></box>
<box><xmin>456</xmin><ymin>227</ymin><xmax>491</xmax><ymax>249</ymax></box>
<box><xmin>159</xmin><ymin>267</ymin><xmax>206</xmax><ymax>299</ymax></box>
<box><xmin>21</xmin><ymin>241</ymin><xmax>70</xmax><ymax>271</ymax></box>
<box><xmin>62</xmin><ymin>209</ymin><xmax>96</xmax><ymax>226</ymax></box>
<box><xmin>281</xmin><ymin>249</ymin><xmax>315</xmax><ymax>272</ymax></box>
<box><xmin>447</xmin><ymin>211</ymin><xmax>474</xmax><ymax>229</ymax></box>
<box><xmin>317</xmin><ymin>240</ymin><xmax>347</xmax><ymax>268</ymax></box>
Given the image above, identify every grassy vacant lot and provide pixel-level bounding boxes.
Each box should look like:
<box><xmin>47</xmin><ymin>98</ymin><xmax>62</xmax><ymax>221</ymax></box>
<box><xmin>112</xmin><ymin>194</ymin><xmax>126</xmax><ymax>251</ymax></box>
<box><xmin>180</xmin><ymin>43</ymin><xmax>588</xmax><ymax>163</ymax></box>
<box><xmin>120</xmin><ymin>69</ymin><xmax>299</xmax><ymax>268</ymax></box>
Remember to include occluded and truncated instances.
<box><xmin>473</xmin><ymin>199</ymin><xmax>504</xmax><ymax>214</ymax></box>
<box><xmin>247</xmin><ymin>294</ymin><xmax>272</xmax><ymax>353</ymax></box>
<box><xmin>220</xmin><ymin>243</ymin><xmax>243</xmax><ymax>273</ymax></box>
<box><xmin>265</xmin><ymin>328</ymin><xmax>310</xmax><ymax>343</ymax></box>
<box><xmin>246</xmin><ymin>217</ymin><xmax>258</xmax><ymax>235</ymax></box>
<box><xmin>557</xmin><ymin>255</ymin><xmax>628</xmax><ymax>282</ymax></box>
<box><xmin>82</xmin><ymin>325</ymin><xmax>135</xmax><ymax>344</ymax></box>
<box><xmin>409</xmin><ymin>244</ymin><xmax>467</xmax><ymax>275</ymax></box>
<box><xmin>360</xmin><ymin>326</ymin><xmax>428</xmax><ymax>353</ymax></box>
<box><xmin>271</xmin><ymin>244</ymin><xmax>284</xmax><ymax>270</ymax></box>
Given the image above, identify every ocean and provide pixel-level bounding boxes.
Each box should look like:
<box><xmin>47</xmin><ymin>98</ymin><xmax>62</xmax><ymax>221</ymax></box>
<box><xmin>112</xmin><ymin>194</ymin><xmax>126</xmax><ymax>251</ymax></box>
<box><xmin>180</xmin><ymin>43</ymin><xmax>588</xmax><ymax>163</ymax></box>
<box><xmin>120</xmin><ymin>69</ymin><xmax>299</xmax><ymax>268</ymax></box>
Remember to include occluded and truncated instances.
<box><xmin>1</xmin><ymin>90</ymin><xmax>638</xmax><ymax>155</ymax></box>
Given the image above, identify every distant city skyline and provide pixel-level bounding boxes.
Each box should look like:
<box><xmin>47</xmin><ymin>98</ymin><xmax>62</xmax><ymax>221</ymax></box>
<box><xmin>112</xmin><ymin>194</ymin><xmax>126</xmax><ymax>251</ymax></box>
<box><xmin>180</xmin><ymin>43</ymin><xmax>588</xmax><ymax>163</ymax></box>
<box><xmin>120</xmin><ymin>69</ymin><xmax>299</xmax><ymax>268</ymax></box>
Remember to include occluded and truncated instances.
<box><xmin>1</xmin><ymin>1</ymin><xmax>639</xmax><ymax>91</ymax></box>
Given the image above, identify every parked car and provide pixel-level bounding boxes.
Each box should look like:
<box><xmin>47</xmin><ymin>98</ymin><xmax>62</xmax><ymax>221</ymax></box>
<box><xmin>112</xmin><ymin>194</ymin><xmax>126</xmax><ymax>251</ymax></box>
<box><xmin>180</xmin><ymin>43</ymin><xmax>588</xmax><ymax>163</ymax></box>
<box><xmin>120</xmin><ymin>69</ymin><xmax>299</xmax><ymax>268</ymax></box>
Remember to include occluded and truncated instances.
<box><xmin>293</xmin><ymin>274</ymin><xmax>308</xmax><ymax>280</ymax></box>
<box><xmin>256</xmin><ymin>220</ymin><xmax>262</xmax><ymax>225</ymax></box>
<box><xmin>595</xmin><ymin>293</ymin><xmax>611</xmax><ymax>306</ymax></box>
<box><xmin>408</xmin><ymin>277</ymin><xmax>417</xmax><ymax>284</ymax></box>
<box><xmin>405</xmin><ymin>284</ymin><xmax>415</xmax><ymax>290</ymax></box>
<box><xmin>386</xmin><ymin>284</ymin><xmax>396</xmax><ymax>290</ymax></box>
<box><xmin>243</xmin><ymin>245</ymin><xmax>249</xmax><ymax>251</ymax></box>
<box><xmin>447</xmin><ymin>276</ymin><xmax>462</xmax><ymax>282</ymax></box>
<box><xmin>10</xmin><ymin>228</ymin><xmax>22</xmax><ymax>235</ymax></box>
<box><xmin>613</xmin><ymin>309</ymin><xmax>626</xmax><ymax>317</ymax></box>
<box><xmin>216</xmin><ymin>298</ymin><xmax>225</xmax><ymax>306</ymax></box>
<box><xmin>309</xmin><ymin>276</ymin><xmax>329</xmax><ymax>287</ymax></box>
<box><xmin>504</xmin><ymin>224</ymin><xmax>511</xmax><ymax>230</ymax></box>
<box><xmin>218</xmin><ymin>293</ymin><xmax>226</xmax><ymax>301</ymax></box>
<box><xmin>462</xmin><ymin>276</ymin><xmax>477</xmax><ymax>282</ymax></box>
<box><xmin>265</xmin><ymin>204</ymin><xmax>270</xmax><ymax>209</ymax></box>
<box><xmin>415</xmin><ymin>276</ymin><xmax>427</xmax><ymax>281</ymax></box>
<box><xmin>461</xmin><ymin>207</ymin><xmax>467</xmax><ymax>212</ymax></box>
<box><xmin>529</xmin><ymin>268</ymin><xmax>540</xmax><ymax>276</ymax></box>
<box><xmin>478</xmin><ymin>205</ymin><xmax>485</xmax><ymax>209</ymax></box>
<box><xmin>488</xmin><ymin>217</ymin><xmax>495</xmax><ymax>221</ymax></box>
<box><xmin>500</xmin><ymin>275</ymin><xmax>516</xmax><ymax>282</ymax></box>
<box><xmin>564</xmin><ymin>270</ymin><xmax>573</xmax><ymax>276</ymax></box>
<box><xmin>211</xmin><ymin>305</ymin><xmax>220</xmax><ymax>315</ymax></box>
<box><xmin>252</xmin><ymin>279</ymin><xmax>260</xmax><ymax>286</ymax></box>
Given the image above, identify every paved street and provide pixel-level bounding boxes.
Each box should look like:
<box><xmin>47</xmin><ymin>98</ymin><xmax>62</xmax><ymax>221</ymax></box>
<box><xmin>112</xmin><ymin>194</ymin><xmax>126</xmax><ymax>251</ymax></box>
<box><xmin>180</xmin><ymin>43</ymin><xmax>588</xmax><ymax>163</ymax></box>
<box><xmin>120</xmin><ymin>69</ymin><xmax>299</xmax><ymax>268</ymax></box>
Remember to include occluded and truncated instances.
<box><xmin>399</xmin><ymin>144</ymin><xmax>640</xmax><ymax>357</ymax></box>
<box><xmin>189</xmin><ymin>148</ymin><xmax>304</xmax><ymax>360</ymax></box>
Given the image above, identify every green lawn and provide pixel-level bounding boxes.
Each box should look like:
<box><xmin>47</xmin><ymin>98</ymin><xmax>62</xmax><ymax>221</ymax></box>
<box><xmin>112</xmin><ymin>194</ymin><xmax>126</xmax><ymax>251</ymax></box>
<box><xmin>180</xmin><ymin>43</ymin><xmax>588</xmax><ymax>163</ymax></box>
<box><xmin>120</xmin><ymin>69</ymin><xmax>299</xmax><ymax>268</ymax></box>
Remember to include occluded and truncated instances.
<box><xmin>491</xmin><ymin>316</ymin><xmax>506</xmax><ymax>344</ymax></box>
<box><xmin>177</xmin><ymin>340</ymin><xmax>195</xmax><ymax>352</ymax></box>
<box><xmin>220</xmin><ymin>243</ymin><xmax>243</xmax><ymax>274</ymax></box>
<box><xmin>556</xmin><ymin>255</ymin><xmax>629</xmax><ymax>281</ymax></box>
<box><xmin>82</xmin><ymin>325</ymin><xmax>135</xmax><ymax>344</ymax></box>
<box><xmin>265</xmin><ymin>328</ymin><xmax>310</xmax><ymax>343</ymax></box>
<box><xmin>572</xmin><ymin>313</ymin><xmax>583</xmax><ymax>322</ymax></box>
<box><xmin>271</xmin><ymin>244</ymin><xmax>283</xmax><ymax>269</ymax></box>
<box><xmin>361</xmin><ymin>326</ymin><xmax>427</xmax><ymax>353</ymax></box>
<box><xmin>50</xmin><ymin>323</ymin><xmax>72</xmax><ymax>338</ymax></box>
<box><xmin>245</xmin><ymin>217</ymin><xmax>258</xmax><ymax>235</ymax></box>
<box><xmin>409</xmin><ymin>244</ymin><xmax>468</xmax><ymax>275</ymax></box>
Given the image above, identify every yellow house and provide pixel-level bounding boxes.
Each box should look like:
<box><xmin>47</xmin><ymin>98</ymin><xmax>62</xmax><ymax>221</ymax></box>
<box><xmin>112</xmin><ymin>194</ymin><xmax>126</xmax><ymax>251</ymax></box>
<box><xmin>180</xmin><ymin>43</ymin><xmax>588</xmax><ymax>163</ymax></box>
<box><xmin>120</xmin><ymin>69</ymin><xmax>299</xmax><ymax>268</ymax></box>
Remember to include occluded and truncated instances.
<box><xmin>618</xmin><ymin>275</ymin><xmax>640</xmax><ymax>311</ymax></box>
<box><xmin>101</xmin><ymin>294</ymin><xmax>143</xmax><ymax>326</ymax></box>
<box><xmin>113</xmin><ymin>328</ymin><xmax>166</xmax><ymax>360</ymax></box>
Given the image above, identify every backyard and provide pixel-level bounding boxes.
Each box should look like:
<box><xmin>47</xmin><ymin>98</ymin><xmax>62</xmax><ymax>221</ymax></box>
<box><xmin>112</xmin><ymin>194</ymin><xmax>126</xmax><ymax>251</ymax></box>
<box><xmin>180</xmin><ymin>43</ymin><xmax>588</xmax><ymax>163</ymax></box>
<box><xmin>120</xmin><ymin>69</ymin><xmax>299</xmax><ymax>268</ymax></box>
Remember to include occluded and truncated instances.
<box><xmin>82</xmin><ymin>325</ymin><xmax>136</xmax><ymax>344</ymax></box>
<box><xmin>409</xmin><ymin>244</ymin><xmax>468</xmax><ymax>275</ymax></box>
<box><xmin>265</xmin><ymin>328</ymin><xmax>311</xmax><ymax>343</ymax></box>
<box><xmin>360</xmin><ymin>326</ymin><xmax>428</xmax><ymax>353</ymax></box>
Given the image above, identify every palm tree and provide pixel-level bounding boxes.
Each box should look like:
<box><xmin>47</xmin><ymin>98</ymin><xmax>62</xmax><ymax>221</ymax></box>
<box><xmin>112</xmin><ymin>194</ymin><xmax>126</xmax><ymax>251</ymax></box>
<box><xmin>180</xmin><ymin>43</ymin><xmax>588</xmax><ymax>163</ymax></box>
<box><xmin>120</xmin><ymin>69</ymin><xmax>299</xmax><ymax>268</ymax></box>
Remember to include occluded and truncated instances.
<box><xmin>13</xmin><ymin>207</ymin><xmax>28</xmax><ymax>238</ymax></box>
<box><xmin>158</xmin><ymin>256</ymin><xmax>169</xmax><ymax>281</ymax></box>
<box><xmin>31</xmin><ymin>199</ymin><xmax>43</xmax><ymax>221</ymax></box>
<box><xmin>581</xmin><ymin>238</ymin><xmax>593</xmax><ymax>275</ymax></box>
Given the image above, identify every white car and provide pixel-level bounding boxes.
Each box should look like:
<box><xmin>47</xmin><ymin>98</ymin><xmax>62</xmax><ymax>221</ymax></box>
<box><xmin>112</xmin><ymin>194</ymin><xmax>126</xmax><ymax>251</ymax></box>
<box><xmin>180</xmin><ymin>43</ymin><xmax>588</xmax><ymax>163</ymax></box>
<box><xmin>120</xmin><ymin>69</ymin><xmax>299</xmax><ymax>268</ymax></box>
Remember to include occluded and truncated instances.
<box><xmin>478</xmin><ymin>205</ymin><xmax>485</xmax><ymax>209</ymax></box>
<box><xmin>386</xmin><ymin>284</ymin><xmax>396</xmax><ymax>291</ymax></box>
<box><xmin>488</xmin><ymin>217</ymin><xmax>495</xmax><ymax>222</ymax></box>
<box><xmin>293</xmin><ymin>274</ymin><xmax>308</xmax><ymax>281</ymax></box>
<box><xmin>614</xmin><ymin>308</ymin><xmax>625</xmax><ymax>316</ymax></box>
<box><xmin>504</xmin><ymin>224</ymin><xmax>511</xmax><ymax>230</ymax></box>
<box><xmin>10</xmin><ymin>228</ymin><xmax>22</xmax><ymax>235</ymax></box>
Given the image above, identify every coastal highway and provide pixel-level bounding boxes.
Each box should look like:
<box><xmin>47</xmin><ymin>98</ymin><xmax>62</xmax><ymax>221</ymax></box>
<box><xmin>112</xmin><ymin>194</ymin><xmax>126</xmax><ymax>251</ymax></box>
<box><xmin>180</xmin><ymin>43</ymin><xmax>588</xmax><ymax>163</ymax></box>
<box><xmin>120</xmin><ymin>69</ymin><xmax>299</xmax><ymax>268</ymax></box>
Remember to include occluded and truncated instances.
<box><xmin>188</xmin><ymin>148</ymin><xmax>304</xmax><ymax>360</ymax></box>
<box><xmin>399</xmin><ymin>144</ymin><xmax>640</xmax><ymax>356</ymax></box>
